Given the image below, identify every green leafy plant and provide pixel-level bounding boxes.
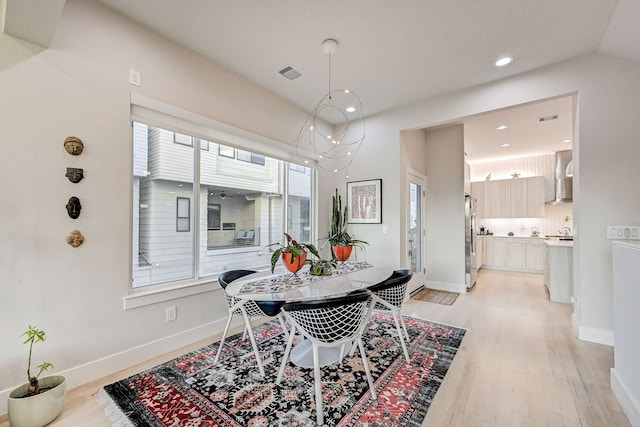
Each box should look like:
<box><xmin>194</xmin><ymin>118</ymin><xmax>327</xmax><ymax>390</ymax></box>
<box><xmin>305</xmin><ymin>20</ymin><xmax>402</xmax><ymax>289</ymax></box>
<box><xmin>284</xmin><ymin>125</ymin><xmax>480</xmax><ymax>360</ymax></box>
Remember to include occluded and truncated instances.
<box><xmin>307</xmin><ymin>257</ymin><xmax>338</xmax><ymax>276</ymax></box>
<box><xmin>266</xmin><ymin>232</ymin><xmax>320</xmax><ymax>273</ymax></box>
<box><xmin>21</xmin><ymin>325</ymin><xmax>54</xmax><ymax>396</ymax></box>
<box><xmin>328</xmin><ymin>189</ymin><xmax>368</xmax><ymax>250</ymax></box>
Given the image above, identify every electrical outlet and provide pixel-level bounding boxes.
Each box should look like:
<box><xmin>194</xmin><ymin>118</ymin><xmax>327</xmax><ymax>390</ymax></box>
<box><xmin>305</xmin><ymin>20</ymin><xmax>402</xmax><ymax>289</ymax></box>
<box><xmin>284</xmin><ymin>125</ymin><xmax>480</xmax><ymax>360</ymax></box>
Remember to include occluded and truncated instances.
<box><xmin>129</xmin><ymin>69</ymin><xmax>141</xmax><ymax>87</ymax></box>
<box><xmin>165</xmin><ymin>305</ymin><xmax>177</xmax><ymax>322</ymax></box>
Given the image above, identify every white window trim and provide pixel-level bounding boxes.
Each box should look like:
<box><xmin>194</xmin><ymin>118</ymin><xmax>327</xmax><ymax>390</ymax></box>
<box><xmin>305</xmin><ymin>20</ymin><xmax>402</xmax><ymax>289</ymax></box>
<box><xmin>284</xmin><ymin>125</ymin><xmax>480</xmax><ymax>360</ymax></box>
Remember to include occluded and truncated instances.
<box><xmin>127</xmin><ymin>94</ymin><xmax>317</xmax><ymax>309</ymax></box>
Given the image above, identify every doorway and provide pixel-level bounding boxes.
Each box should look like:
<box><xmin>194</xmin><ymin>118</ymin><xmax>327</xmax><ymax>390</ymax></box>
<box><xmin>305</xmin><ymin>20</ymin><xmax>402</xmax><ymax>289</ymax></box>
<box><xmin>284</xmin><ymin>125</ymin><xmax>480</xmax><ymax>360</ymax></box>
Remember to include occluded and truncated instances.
<box><xmin>406</xmin><ymin>168</ymin><xmax>426</xmax><ymax>295</ymax></box>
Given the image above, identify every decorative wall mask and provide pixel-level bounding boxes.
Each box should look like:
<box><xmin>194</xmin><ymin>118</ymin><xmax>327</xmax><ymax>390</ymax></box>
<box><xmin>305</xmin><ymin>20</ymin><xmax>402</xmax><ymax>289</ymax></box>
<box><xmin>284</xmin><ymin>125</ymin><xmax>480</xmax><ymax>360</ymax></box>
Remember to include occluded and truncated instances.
<box><xmin>66</xmin><ymin>230</ymin><xmax>85</xmax><ymax>248</ymax></box>
<box><xmin>66</xmin><ymin>196</ymin><xmax>82</xmax><ymax>219</ymax></box>
<box><xmin>65</xmin><ymin>167</ymin><xmax>84</xmax><ymax>183</ymax></box>
<box><xmin>63</xmin><ymin>136</ymin><xmax>84</xmax><ymax>155</ymax></box>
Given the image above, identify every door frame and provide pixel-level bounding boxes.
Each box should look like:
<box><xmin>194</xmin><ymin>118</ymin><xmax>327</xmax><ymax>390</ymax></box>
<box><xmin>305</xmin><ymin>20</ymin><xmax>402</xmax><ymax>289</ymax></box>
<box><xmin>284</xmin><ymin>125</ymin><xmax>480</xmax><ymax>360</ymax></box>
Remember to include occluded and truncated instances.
<box><xmin>406</xmin><ymin>167</ymin><xmax>427</xmax><ymax>295</ymax></box>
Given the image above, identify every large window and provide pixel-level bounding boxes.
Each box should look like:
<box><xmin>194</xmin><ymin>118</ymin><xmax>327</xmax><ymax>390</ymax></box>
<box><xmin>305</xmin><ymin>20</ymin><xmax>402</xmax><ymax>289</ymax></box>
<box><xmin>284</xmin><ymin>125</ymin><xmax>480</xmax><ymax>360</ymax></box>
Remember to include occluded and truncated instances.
<box><xmin>132</xmin><ymin>122</ymin><xmax>314</xmax><ymax>289</ymax></box>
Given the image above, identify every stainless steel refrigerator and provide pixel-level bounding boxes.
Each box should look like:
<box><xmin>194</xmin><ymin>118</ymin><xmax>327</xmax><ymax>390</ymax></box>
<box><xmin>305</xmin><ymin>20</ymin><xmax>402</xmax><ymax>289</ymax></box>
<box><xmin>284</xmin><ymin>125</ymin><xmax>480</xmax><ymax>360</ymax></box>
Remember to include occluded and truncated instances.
<box><xmin>465</xmin><ymin>194</ymin><xmax>477</xmax><ymax>290</ymax></box>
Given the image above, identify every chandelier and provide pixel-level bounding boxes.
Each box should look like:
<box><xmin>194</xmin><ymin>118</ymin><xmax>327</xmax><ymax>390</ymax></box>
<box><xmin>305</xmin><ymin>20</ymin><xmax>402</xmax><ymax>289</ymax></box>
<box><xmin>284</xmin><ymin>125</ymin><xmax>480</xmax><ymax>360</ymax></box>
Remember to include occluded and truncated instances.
<box><xmin>295</xmin><ymin>39</ymin><xmax>366</xmax><ymax>173</ymax></box>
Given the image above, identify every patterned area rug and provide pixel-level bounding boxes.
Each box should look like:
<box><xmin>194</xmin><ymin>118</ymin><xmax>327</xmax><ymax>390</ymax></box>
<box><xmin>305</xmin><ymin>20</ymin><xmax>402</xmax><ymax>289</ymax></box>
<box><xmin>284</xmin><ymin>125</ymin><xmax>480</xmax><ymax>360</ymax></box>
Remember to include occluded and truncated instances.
<box><xmin>412</xmin><ymin>288</ymin><xmax>459</xmax><ymax>305</ymax></box>
<box><xmin>99</xmin><ymin>312</ymin><xmax>465</xmax><ymax>426</ymax></box>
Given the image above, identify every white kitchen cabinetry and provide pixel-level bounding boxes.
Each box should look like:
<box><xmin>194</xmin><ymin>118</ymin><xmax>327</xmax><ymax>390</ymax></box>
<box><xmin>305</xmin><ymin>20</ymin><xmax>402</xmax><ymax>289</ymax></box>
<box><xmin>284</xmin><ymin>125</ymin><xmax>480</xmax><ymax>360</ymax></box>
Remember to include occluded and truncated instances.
<box><xmin>526</xmin><ymin>176</ymin><xmax>545</xmax><ymax>217</ymax></box>
<box><xmin>471</xmin><ymin>181</ymin><xmax>484</xmax><ymax>218</ymax></box>
<box><xmin>525</xmin><ymin>240</ymin><xmax>544</xmax><ymax>271</ymax></box>
<box><xmin>508</xmin><ymin>240</ymin><xmax>526</xmax><ymax>269</ymax></box>
<box><xmin>484</xmin><ymin>180</ymin><xmax>509</xmax><ymax>218</ymax></box>
<box><xmin>543</xmin><ymin>241</ymin><xmax>573</xmax><ymax>303</ymax></box>
<box><xmin>486</xmin><ymin>237</ymin><xmax>508</xmax><ymax>268</ymax></box>
<box><xmin>484</xmin><ymin>236</ymin><xmax>545</xmax><ymax>273</ymax></box>
<box><xmin>476</xmin><ymin>235</ymin><xmax>485</xmax><ymax>270</ymax></box>
<box><xmin>481</xmin><ymin>177</ymin><xmax>545</xmax><ymax>218</ymax></box>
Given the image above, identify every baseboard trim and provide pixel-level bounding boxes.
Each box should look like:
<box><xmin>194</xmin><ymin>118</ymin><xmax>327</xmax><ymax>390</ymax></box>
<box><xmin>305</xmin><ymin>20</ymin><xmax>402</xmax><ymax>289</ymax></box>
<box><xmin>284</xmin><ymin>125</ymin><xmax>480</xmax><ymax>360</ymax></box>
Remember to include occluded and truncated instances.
<box><xmin>0</xmin><ymin>317</ymin><xmax>236</xmax><ymax>415</ymax></box>
<box><xmin>577</xmin><ymin>324</ymin><xmax>614</xmax><ymax>346</ymax></box>
<box><xmin>611</xmin><ymin>368</ymin><xmax>640</xmax><ymax>426</ymax></box>
<box><xmin>425</xmin><ymin>280</ymin><xmax>467</xmax><ymax>294</ymax></box>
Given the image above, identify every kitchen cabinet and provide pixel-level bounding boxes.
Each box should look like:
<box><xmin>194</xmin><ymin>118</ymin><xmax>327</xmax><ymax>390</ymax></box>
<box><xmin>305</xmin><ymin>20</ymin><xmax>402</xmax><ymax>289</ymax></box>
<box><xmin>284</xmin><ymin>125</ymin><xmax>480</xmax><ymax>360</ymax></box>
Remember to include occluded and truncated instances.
<box><xmin>526</xmin><ymin>176</ymin><xmax>545</xmax><ymax>217</ymax></box>
<box><xmin>484</xmin><ymin>236</ymin><xmax>545</xmax><ymax>273</ymax></box>
<box><xmin>476</xmin><ymin>235</ymin><xmax>485</xmax><ymax>270</ymax></box>
<box><xmin>543</xmin><ymin>241</ymin><xmax>573</xmax><ymax>303</ymax></box>
<box><xmin>508</xmin><ymin>239</ymin><xmax>526</xmax><ymax>269</ymax></box>
<box><xmin>525</xmin><ymin>240</ymin><xmax>544</xmax><ymax>270</ymax></box>
<box><xmin>482</xmin><ymin>177</ymin><xmax>545</xmax><ymax>218</ymax></box>
<box><xmin>471</xmin><ymin>181</ymin><xmax>484</xmax><ymax>218</ymax></box>
<box><xmin>484</xmin><ymin>180</ymin><xmax>509</xmax><ymax>218</ymax></box>
<box><xmin>486</xmin><ymin>237</ymin><xmax>508</xmax><ymax>268</ymax></box>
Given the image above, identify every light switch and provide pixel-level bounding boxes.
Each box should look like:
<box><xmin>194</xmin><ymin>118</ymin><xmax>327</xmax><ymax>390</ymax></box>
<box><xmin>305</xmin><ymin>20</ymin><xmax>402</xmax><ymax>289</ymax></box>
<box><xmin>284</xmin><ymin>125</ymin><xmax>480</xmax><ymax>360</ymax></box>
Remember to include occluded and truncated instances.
<box><xmin>382</xmin><ymin>225</ymin><xmax>388</xmax><ymax>234</ymax></box>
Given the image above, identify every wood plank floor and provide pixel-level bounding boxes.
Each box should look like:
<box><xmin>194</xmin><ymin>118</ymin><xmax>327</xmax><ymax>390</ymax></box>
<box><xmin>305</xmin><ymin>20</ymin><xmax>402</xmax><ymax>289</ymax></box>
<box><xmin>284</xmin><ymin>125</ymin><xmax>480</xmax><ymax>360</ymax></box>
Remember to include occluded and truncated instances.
<box><xmin>1</xmin><ymin>269</ymin><xmax>630</xmax><ymax>426</ymax></box>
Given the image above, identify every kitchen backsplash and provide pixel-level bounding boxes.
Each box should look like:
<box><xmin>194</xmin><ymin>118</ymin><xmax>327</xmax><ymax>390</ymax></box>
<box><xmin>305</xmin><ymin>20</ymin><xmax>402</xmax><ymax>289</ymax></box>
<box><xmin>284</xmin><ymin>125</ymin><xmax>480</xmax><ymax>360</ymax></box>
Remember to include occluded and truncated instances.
<box><xmin>478</xmin><ymin>203</ymin><xmax>573</xmax><ymax>237</ymax></box>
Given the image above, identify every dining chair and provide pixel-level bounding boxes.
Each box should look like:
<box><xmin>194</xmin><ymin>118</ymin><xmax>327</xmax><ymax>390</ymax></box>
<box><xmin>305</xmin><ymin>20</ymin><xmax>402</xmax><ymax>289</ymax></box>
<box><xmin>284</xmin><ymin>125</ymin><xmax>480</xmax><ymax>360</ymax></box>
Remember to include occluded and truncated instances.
<box><xmin>367</xmin><ymin>269</ymin><xmax>413</xmax><ymax>363</ymax></box>
<box><xmin>276</xmin><ymin>291</ymin><xmax>377</xmax><ymax>426</ymax></box>
<box><xmin>215</xmin><ymin>269</ymin><xmax>288</xmax><ymax>377</ymax></box>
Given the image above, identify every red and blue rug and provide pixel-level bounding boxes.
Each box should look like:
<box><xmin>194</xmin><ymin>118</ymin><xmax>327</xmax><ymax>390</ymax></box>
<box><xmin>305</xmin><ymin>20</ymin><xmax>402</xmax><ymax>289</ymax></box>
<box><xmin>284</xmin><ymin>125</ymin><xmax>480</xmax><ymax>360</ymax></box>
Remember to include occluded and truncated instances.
<box><xmin>99</xmin><ymin>312</ymin><xmax>465</xmax><ymax>426</ymax></box>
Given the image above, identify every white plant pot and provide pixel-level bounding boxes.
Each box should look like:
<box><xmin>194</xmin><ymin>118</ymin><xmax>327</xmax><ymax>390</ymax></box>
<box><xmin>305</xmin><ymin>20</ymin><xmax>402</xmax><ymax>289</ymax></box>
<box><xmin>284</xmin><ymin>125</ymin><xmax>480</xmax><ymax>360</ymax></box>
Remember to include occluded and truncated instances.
<box><xmin>7</xmin><ymin>375</ymin><xmax>66</xmax><ymax>427</ymax></box>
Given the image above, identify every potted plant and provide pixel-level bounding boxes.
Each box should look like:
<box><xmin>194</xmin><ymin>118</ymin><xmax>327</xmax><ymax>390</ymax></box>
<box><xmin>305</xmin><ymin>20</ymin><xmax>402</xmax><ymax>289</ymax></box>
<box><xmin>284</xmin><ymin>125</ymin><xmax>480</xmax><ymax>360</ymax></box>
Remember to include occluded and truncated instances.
<box><xmin>307</xmin><ymin>257</ymin><xmax>338</xmax><ymax>276</ymax></box>
<box><xmin>267</xmin><ymin>232</ymin><xmax>320</xmax><ymax>274</ymax></box>
<box><xmin>328</xmin><ymin>189</ymin><xmax>368</xmax><ymax>261</ymax></box>
<box><xmin>8</xmin><ymin>325</ymin><xmax>66</xmax><ymax>427</ymax></box>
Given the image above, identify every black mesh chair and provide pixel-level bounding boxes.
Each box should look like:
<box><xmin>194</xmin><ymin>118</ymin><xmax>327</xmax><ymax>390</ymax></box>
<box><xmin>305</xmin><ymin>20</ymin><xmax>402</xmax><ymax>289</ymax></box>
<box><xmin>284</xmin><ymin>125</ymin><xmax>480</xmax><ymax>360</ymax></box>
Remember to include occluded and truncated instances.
<box><xmin>276</xmin><ymin>292</ymin><xmax>377</xmax><ymax>426</ymax></box>
<box><xmin>368</xmin><ymin>269</ymin><xmax>413</xmax><ymax>362</ymax></box>
<box><xmin>214</xmin><ymin>269</ymin><xmax>287</xmax><ymax>377</ymax></box>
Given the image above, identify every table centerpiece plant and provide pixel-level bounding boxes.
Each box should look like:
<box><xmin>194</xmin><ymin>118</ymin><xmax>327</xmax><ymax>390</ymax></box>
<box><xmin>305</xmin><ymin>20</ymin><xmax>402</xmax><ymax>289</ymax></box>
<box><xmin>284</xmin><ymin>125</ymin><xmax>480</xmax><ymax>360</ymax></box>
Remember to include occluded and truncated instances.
<box><xmin>328</xmin><ymin>188</ymin><xmax>368</xmax><ymax>261</ymax></box>
<box><xmin>267</xmin><ymin>232</ymin><xmax>320</xmax><ymax>274</ymax></box>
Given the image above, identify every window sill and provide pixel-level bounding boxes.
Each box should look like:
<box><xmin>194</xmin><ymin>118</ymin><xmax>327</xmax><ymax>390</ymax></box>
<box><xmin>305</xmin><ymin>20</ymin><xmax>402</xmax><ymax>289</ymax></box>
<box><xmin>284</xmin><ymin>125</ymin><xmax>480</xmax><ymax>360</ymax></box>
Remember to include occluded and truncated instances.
<box><xmin>123</xmin><ymin>280</ymin><xmax>218</xmax><ymax>310</ymax></box>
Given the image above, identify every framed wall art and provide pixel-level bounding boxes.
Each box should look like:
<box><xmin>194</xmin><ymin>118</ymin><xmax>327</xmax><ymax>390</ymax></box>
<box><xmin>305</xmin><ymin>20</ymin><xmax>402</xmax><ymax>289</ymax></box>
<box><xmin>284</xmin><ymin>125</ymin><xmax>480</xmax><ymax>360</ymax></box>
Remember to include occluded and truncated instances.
<box><xmin>347</xmin><ymin>179</ymin><xmax>382</xmax><ymax>224</ymax></box>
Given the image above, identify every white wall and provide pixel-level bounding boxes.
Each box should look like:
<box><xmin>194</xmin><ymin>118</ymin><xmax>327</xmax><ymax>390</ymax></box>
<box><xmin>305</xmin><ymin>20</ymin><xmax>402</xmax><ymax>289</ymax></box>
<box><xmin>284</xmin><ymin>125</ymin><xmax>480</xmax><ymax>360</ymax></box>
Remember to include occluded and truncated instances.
<box><xmin>423</xmin><ymin>125</ymin><xmax>467</xmax><ymax>291</ymax></box>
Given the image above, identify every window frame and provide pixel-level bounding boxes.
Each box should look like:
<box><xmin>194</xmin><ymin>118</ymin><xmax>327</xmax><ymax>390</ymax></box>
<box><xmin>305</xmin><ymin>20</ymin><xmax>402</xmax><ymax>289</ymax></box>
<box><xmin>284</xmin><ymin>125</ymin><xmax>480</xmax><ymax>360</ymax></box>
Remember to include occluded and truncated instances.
<box><xmin>126</xmin><ymin>95</ymin><xmax>318</xmax><ymax>310</ymax></box>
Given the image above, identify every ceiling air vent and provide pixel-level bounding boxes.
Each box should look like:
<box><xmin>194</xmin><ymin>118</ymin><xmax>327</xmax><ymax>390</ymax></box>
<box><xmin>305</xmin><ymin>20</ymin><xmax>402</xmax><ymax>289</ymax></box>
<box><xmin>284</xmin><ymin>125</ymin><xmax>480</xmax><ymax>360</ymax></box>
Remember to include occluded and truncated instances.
<box><xmin>278</xmin><ymin>66</ymin><xmax>302</xmax><ymax>80</ymax></box>
<box><xmin>538</xmin><ymin>114</ymin><xmax>559</xmax><ymax>122</ymax></box>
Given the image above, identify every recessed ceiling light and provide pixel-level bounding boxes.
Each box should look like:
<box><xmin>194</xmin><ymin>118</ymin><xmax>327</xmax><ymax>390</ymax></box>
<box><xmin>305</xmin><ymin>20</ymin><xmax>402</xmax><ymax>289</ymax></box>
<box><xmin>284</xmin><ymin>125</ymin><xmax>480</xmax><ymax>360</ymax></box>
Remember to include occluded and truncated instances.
<box><xmin>495</xmin><ymin>56</ymin><xmax>513</xmax><ymax>67</ymax></box>
<box><xmin>501</xmin><ymin>143</ymin><xmax>511</xmax><ymax>147</ymax></box>
<box><xmin>563</xmin><ymin>139</ymin><xmax>571</xmax><ymax>143</ymax></box>
<box><xmin>345</xmin><ymin>106</ymin><xmax>356</xmax><ymax>113</ymax></box>
<box><xmin>496</xmin><ymin>125</ymin><xmax>508</xmax><ymax>130</ymax></box>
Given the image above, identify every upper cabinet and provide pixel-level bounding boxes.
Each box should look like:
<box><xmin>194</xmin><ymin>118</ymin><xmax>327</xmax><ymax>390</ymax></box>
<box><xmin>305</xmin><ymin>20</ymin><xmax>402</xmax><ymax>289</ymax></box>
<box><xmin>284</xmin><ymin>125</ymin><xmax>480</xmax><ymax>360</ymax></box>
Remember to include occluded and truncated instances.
<box><xmin>470</xmin><ymin>181</ymin><xmax>484</xmax><ymax>217</ymax></box>
<box><xmin>475</xmin><ymin>176</ymin><xmax>545</xmax><ymax>218</ymax></box>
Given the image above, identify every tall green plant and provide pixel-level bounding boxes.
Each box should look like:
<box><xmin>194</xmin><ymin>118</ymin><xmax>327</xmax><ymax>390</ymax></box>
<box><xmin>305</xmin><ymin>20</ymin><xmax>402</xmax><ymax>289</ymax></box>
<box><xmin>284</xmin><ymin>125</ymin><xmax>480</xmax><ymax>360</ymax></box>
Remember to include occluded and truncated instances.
<box><xmin>328</xmin><ymin>189</ymin><xmax>368</xmax><ymax>251</ymax></box>
<box><xmin>21</xmin><ymin>325</ymin><xmax>54</xmax><ymax>396</ymax></box>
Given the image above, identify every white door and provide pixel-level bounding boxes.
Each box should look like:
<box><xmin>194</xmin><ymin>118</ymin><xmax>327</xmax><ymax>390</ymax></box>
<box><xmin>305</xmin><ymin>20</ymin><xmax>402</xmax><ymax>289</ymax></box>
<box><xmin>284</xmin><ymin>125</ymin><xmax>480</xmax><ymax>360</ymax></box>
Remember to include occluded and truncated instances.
<box><xmin>406</xmin><ymin>169</ymin><xmax>426</xmax><ymax>295</ymax></box>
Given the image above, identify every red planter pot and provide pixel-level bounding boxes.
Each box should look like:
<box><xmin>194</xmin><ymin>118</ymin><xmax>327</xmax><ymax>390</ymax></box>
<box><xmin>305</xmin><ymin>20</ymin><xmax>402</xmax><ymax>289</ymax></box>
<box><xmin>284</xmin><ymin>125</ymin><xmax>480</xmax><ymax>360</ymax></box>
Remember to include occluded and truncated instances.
<box><xmin>282</xmin><ymin>252</ymin><xmax>307</xmax><ymax>273</ymax></box>
<box><xmin>332</xmin><ymin>245</ymin><xmax>353</xmax><ymax>262</ymax></box>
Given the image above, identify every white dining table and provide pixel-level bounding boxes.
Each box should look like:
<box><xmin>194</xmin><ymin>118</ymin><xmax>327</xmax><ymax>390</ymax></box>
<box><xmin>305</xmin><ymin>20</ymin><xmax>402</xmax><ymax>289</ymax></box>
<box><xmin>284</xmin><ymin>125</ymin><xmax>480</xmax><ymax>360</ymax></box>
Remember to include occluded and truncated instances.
<box><xmin>224</xmin><ymin>263</ymin><xmax>393</xmax><ymax>302</ymax></box>
<box><xmin>224</xmin><ymin>263</ymin><xmax>395</xmax><ymax>368</ymax></box>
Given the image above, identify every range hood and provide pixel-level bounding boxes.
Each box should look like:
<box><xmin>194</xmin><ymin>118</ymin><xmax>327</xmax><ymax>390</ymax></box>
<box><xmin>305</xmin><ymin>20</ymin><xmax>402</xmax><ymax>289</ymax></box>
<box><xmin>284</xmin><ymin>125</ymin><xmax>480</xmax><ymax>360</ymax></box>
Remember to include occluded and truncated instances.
<box><xmin>547</xmin><ymin>150</ymin><xmax>573</xmax><ymax>204</ymax></box>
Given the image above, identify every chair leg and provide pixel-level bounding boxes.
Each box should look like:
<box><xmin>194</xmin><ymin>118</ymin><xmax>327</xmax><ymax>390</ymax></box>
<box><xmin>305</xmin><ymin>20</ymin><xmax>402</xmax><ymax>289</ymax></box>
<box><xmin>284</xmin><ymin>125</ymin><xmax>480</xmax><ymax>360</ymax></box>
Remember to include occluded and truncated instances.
<box><xmin>214</xmin><ymin>311</ymin><xmax>235</xmax><ymax>363</ymax></box>
<box><xmin>400</xmin><ymin>314</ymin><xmax>410</xmax><ymax>341</ymax></box>
<box><xmin>277</xmin><ymin>313</ymin><xmax>290</xmax><ymax>339</ymax></box>
<box><xmin>240</xmin><ymin>307</ymin><xmax>265</xmax><ymax>377</ymax></box>
<box><xmin>391</xmin><ymin>309</ymin><xmax>411</xmax><ymax>363</ymax></box>
<box><xmin>312</xmin><ymin>344</ymin><xmax>324</xmax><ymax>426</ymax></box>
<box><xmin>357</xmin><ymin>338</ymin><xmax>377</xmax><ymax>399</ymax></box>
<box><xmin>276</xmin><ymin>324</ymin><xmax>297</xmax><ymax>385</ymax></box>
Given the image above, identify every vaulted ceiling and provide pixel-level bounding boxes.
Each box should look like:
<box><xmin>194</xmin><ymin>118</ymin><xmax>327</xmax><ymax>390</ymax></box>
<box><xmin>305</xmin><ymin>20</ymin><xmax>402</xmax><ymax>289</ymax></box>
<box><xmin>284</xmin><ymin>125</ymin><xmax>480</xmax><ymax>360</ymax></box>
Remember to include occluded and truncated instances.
<box><xmin>4</xmin><ymin>0</ymin><xmax>639</xmax><ymax>161</ymax></box>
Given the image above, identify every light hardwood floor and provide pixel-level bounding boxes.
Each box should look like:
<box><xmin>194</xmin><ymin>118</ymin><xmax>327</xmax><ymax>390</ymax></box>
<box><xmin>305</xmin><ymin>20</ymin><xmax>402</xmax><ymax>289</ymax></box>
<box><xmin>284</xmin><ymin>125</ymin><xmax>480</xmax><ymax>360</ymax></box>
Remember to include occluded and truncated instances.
<box><xmin>1</xmin><ymin>269</ymin><xmax>630</xmax><ymax>426</ymax></box>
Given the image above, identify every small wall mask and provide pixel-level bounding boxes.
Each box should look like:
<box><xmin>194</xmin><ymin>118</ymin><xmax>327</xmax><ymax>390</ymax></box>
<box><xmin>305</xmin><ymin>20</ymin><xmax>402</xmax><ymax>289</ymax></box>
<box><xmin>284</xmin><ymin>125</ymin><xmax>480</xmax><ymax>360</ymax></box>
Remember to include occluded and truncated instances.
<box><xmin>66</xmin><ymin>196</ymin><xmax>82</xmax><ymax>219</ymax></box>
<box><xmin>66</xmin><ymin>230</ymin><xmax>85</xmax><ymax>248</ymax></box>
<box><xmin>64</xmin><ymin>136</ymin><xmax>84</xmax><ymax>155</ymax></box>
<box><xmin>65</xmin><ymin>168</ymin><xmax>84</xmax><ymax>183</ymax></box>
